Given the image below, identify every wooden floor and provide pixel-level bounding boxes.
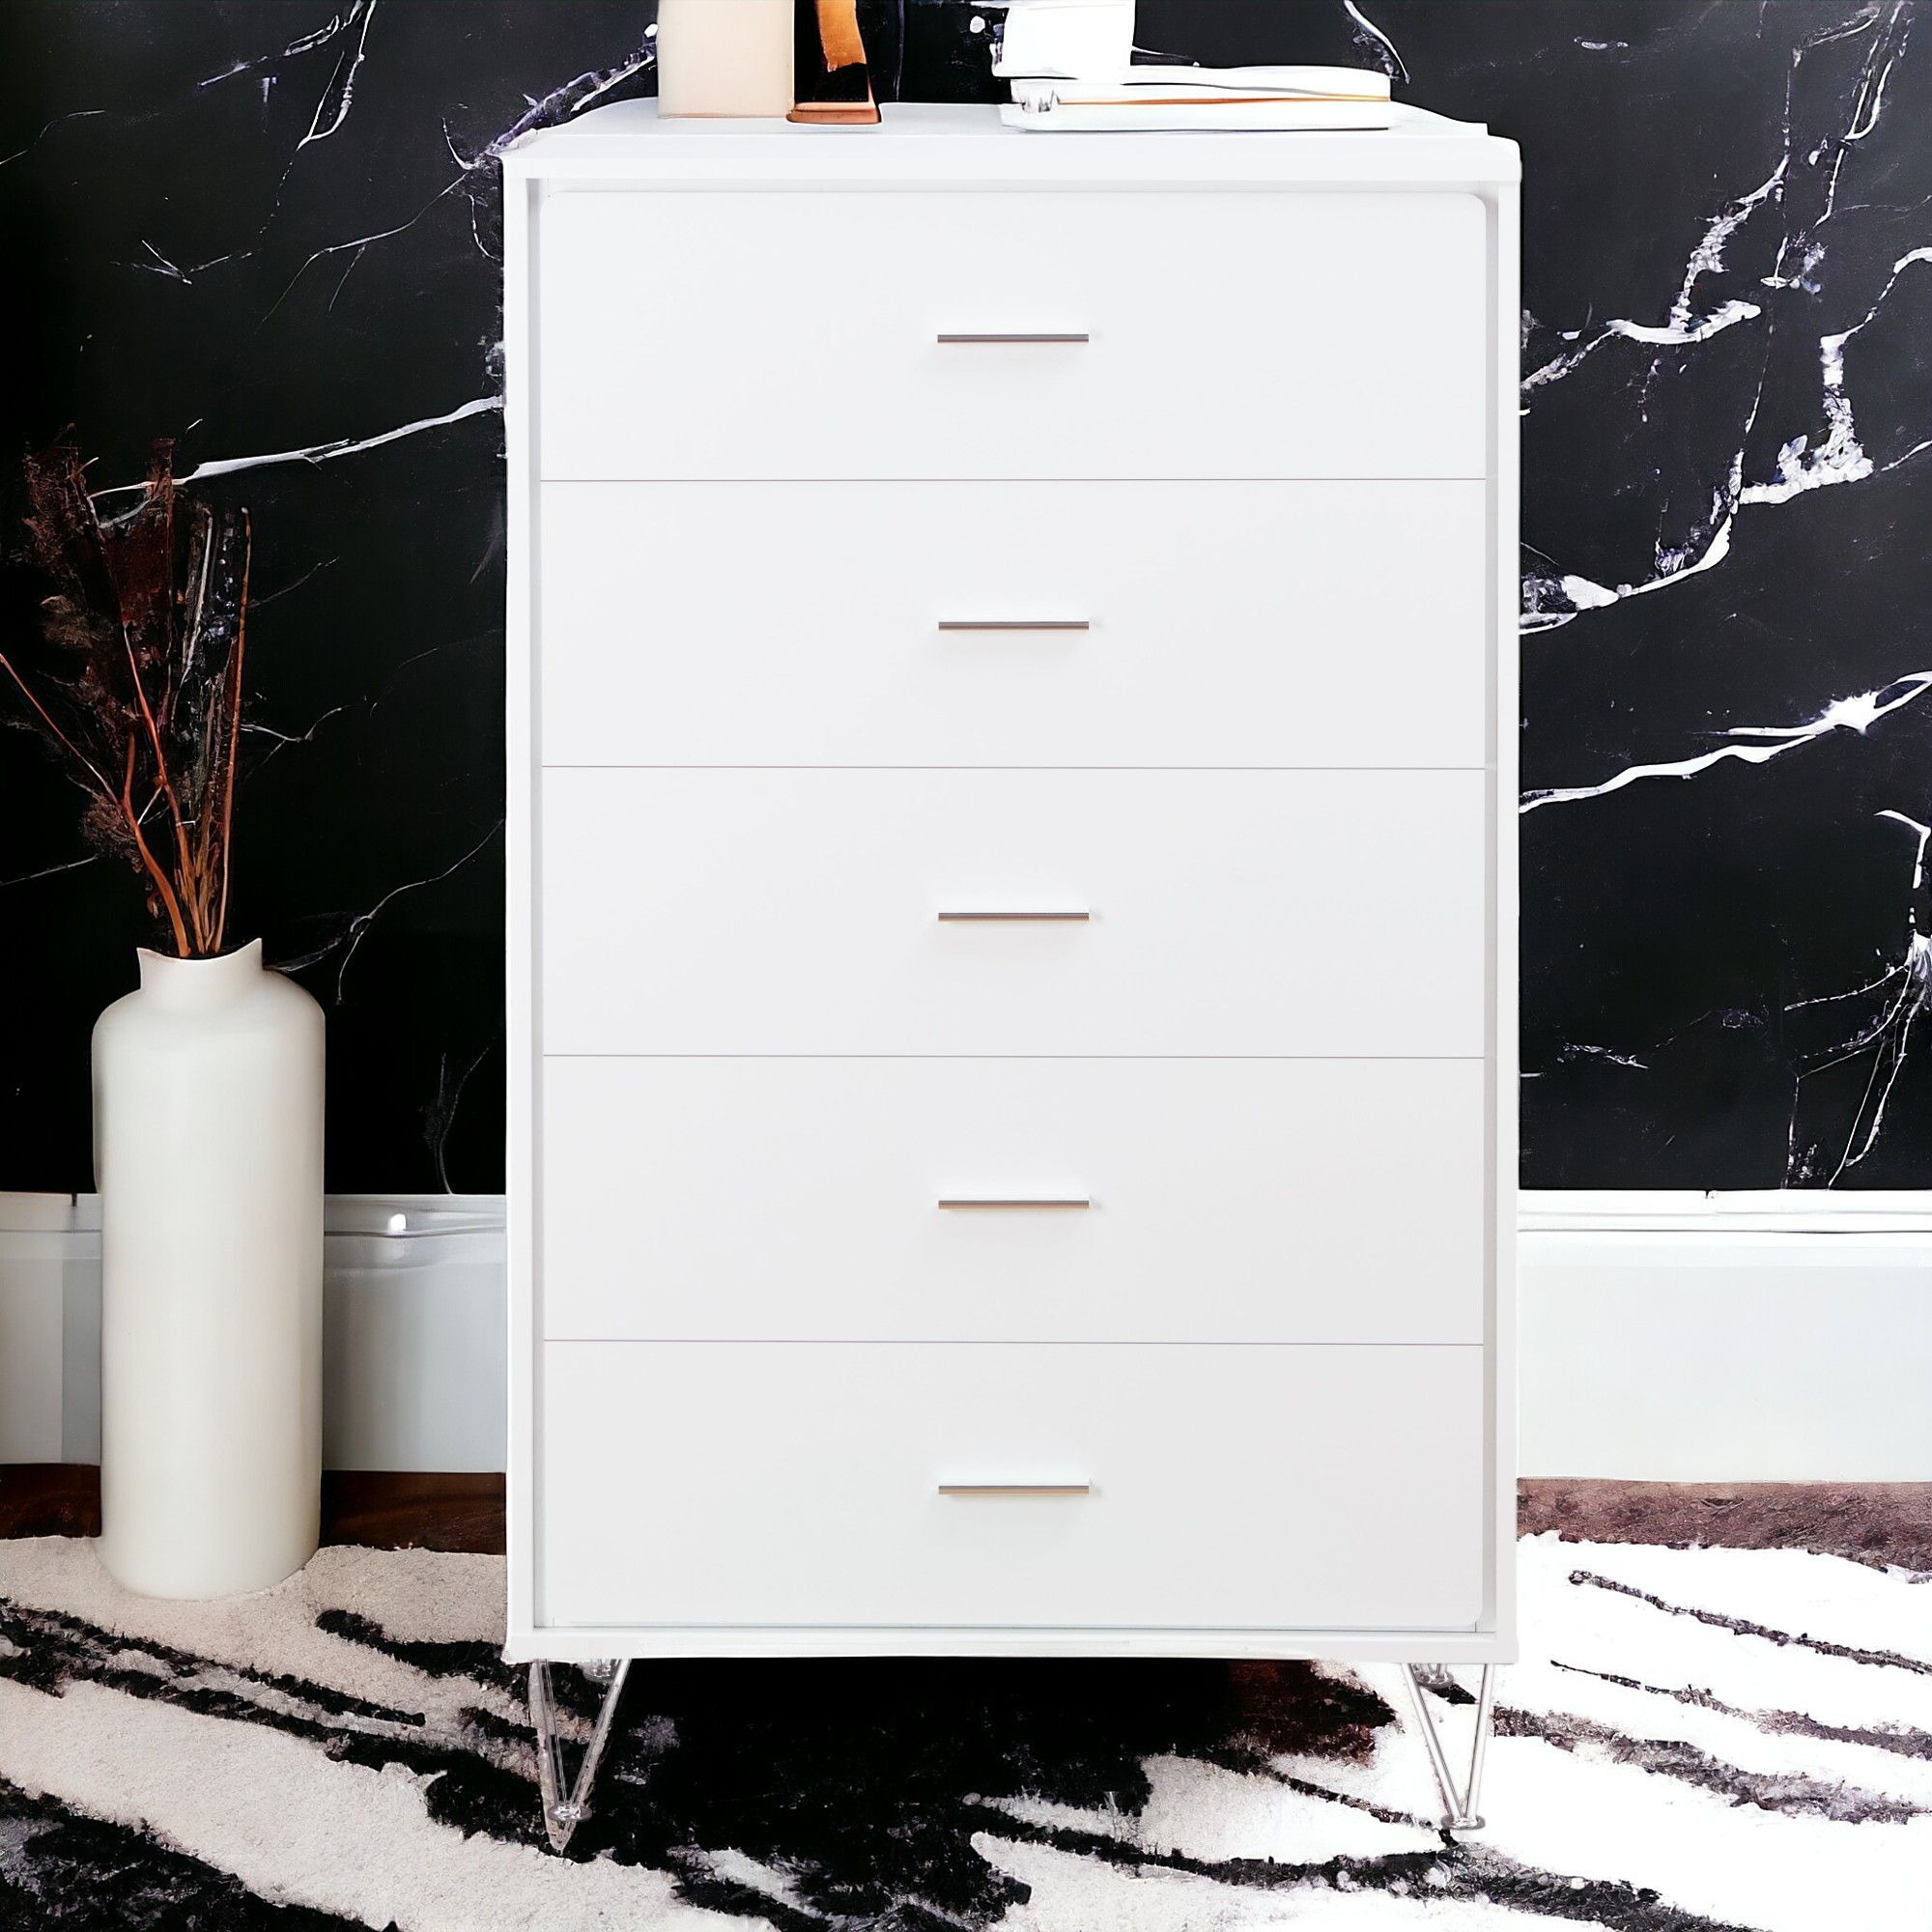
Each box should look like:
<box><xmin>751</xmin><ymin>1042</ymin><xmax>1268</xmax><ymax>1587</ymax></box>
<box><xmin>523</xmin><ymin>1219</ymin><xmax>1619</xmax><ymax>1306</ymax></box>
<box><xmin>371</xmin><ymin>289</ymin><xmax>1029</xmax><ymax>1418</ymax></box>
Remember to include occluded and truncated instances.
<box><xmin>3</xmin><ymin>1468</ymin><xmax>1926</xmax><ymax>1569</ymax></box>
<box><xmin>0</xmin><ymin>1465</ymin><xmax>504</xmax><ymax>1553</ymax></box>
<box><xmin>1517</xmin><ymin>1477</ymin><xmax>1932</xmax><ymax>1574</ymax></box>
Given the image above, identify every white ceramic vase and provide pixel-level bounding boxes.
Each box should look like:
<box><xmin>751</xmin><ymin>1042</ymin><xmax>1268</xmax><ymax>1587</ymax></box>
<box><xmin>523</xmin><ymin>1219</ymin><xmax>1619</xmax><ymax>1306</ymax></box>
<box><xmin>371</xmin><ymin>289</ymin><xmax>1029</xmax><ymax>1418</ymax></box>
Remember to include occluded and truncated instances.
<box><xmin>93</xmin><ymin>940</ymin><xmax>326</xmax><ymax>1599</ymax></box>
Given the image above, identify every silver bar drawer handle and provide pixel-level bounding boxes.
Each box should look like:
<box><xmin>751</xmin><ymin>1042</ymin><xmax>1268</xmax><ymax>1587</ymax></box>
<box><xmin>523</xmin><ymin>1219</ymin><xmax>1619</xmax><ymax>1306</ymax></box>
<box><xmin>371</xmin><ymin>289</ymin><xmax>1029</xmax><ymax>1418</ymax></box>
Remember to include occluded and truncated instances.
<box><xmin>936</xmin><ymin>909</ymin><xmax>1090</xmax><ymax>923</ymax></box>
<box><xmin>936</xmin><ymin>330</ymin><xmax>1090</xmax><ymax>345</ymax></box>
<box><xmin>937</xmin><ymin>1197</ymin><xmax>1092</xmax><ymax>1210</ymax></box>
<box><xmin>938</xmin><ymin>1483</ymin><xmax>1093</xmax><ymax>1496</ymax></box>
<box><xmin>937</xmin><ymin>618</ymin><xmax>1091</xmax><ymax>633</ymax></box>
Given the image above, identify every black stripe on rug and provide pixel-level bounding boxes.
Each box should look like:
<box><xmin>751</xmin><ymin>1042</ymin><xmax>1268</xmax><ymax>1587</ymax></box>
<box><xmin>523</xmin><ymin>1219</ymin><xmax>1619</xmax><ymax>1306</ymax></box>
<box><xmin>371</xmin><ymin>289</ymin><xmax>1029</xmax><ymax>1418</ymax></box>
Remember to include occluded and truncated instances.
<box><xmin>0</xmin><ymin>1777</ymin><xmax>367</xmax><ymax>1932</ymax></box>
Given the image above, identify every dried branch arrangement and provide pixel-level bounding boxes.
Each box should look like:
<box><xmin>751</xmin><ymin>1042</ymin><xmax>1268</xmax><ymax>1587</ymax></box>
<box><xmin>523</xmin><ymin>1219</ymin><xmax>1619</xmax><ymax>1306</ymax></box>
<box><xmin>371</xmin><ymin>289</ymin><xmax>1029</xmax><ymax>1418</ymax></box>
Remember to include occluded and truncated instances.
<box><xmin>2</xmin><ymin>436</ymin><xmax>251</xmax><ymax>957</ymax></box>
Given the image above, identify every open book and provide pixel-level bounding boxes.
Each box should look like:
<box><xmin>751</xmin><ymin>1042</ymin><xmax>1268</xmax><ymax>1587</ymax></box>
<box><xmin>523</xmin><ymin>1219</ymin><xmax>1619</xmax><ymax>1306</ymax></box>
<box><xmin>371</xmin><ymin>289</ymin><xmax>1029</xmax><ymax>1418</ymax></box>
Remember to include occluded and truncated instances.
<box><xmin>999</xmin><ymin>65</ymin><xmax>1393</xmax><ymax>134</ymax></box>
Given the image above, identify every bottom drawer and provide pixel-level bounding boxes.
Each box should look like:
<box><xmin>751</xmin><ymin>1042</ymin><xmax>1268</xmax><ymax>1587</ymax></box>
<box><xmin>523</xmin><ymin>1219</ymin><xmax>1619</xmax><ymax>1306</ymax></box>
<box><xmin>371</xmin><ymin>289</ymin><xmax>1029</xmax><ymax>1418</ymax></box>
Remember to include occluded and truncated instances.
<box><xmin>539</xmin><ymin>1343</ymin><xmax>1488</xmax><ymax>1634</ymax></box>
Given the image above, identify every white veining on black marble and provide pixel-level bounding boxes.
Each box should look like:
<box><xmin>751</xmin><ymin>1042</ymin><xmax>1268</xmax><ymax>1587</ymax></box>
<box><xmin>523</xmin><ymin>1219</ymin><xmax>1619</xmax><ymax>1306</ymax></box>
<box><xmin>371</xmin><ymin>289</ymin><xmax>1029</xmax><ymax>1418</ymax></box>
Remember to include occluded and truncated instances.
<box><xmin>1742</xmin><ymin>244</ymin><xmax>1932</xmax><ymax>507</ymax></box>
<box><xmin>0</xmin><ymin>107</ymin><xmax>107</xmax><ymax>171</ymax></box>
<box><xmin>294</xmin><ymin>0</ymin><xmax>380</xmax><ymax>151</ymax></box>
<box><xmin>0</xmin><ymin>854</ymin><xmax>99</xmax><ymax>894</ymax></box>
<box><xmin>1520</xmin><ymin>673</ymin><xmax>1932</xmax><ymax>815</ymax></box>
<box><xmin>446</xmin><ymin>35</ymin><xmax>661</xmax><ymax>180</ymax></box>
<box><xmin>88</xmin><ymin>396</ymin><xmax>502</xmax><ymax>504</ymax></box>
<box><xmin>1342</xmin><ymin>3</ymin><xmax>1407</xmax><ymax>82</ymax></box>
<box><xmin>424</xmin><ymin>1043</ymin><xmax>491</xmax><ymax>1194</ymax></box>
<box><xmin>1515</xmin><ymin>1</ymin><xmax>1932</xmax><ymax>1183</ymax></box>
<box><xmin>1785</xmin><ymin>810</ymin><xmax>1932</xmax><ymax>1182</ymax></box>
<box><xmin>272</xmin><ymin>819</ymin><xmax>505</xmax><ymax>1006</ymax></box>
<box><xmin>1519</xmin><ymin>4</ymin><xmax>1923</xmax><ymax>637</ymax></box>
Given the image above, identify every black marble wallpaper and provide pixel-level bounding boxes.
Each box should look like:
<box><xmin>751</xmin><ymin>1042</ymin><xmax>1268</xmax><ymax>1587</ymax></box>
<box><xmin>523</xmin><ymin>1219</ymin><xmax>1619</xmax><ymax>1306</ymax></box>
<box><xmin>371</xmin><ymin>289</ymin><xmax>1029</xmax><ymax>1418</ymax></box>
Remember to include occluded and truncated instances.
<box><xmin>1</xmin><ymin>2</ymin><xmax>1927</xmax><ymax>1193</ymax></box>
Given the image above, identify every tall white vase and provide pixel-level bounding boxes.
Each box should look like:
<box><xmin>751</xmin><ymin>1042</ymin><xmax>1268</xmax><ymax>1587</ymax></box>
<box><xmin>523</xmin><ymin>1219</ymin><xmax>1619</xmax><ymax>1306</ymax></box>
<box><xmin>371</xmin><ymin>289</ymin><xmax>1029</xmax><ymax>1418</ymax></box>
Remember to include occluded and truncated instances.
<box><xmin>93</xmin><ymin>940</ymin><xmax>325</xmax><ymax>1599</ymax></box>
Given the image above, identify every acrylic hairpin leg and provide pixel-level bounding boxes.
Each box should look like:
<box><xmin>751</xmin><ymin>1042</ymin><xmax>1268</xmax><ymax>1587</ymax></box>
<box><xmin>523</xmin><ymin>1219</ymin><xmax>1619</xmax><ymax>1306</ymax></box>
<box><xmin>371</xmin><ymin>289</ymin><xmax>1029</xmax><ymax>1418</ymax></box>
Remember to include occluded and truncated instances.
<box><xmin>529</xmin><ymin>1658</ymin><xmax>631</xmax><ymax>1853</ymax></box>
<box><xmin>1400</xmin><ymin>1662</ymin><xmax>1495</xmax><ymax>1833</ymax></box>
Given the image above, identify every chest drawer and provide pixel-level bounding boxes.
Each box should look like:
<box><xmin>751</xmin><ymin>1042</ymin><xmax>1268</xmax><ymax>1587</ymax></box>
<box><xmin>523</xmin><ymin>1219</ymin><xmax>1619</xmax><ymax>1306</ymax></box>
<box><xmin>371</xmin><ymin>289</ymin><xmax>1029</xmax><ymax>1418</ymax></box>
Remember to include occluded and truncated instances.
<box><xmin>538</xmin><ymin>480</ymin><xmax>1489</xmax><ymax>769</ymax></box>
<box><xmin>540</xmin><ymin>1341</ymin><xmax>1486</xmax><ymax>1634</ymax></box>
<box><xmin>541</xmin><ymin>1057</ymin><xmax>1487</xmax><ymax>1344</ymax></box>
<box><xmin>535</xmin><ymin>188</ymin><xmax>1488</xmax><ymax>481</ymax></box>
<box><xmin>539</xmin><ymin>768</ymin><xmax>1489</xmax><ymax>1058</ymax></box>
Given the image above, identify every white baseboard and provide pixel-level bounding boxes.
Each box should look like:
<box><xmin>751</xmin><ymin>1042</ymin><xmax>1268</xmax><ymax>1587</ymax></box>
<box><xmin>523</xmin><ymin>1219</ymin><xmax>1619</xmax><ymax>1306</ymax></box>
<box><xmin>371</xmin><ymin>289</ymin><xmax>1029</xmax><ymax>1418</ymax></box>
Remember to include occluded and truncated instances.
<box><xmin>1520</xmin><ymin>1191</ymin><xmax>1932</xmax><ymax>1481</ymax></box>
<box><xmin>3</xmin><ymin>1191</ymin><xmax>1926</xmax><ymax>1479</ymax></box>
<box><xmin>0</xmin><ymin>1195</ymin><xmax>504</xmax><ymax>1471</ymax></box>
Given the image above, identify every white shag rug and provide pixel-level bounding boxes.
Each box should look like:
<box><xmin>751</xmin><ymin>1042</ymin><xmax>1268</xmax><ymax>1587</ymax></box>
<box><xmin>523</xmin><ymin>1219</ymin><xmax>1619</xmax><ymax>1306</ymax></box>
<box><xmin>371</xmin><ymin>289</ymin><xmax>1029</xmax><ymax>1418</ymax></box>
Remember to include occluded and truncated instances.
<box><xmin>0</xmin><ymin>1529</ymin><xmax>1925</xmax><ymax>1930</ymax></box>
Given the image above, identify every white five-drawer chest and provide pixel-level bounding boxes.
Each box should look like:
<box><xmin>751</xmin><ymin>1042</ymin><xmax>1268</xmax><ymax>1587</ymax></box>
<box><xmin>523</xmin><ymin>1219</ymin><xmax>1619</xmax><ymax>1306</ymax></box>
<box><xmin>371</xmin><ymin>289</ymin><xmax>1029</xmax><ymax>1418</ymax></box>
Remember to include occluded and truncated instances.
<box><xmin>503</xmin><ymin>99</ymin><xmax>1520</xmax><ymax>1848</ymax></box>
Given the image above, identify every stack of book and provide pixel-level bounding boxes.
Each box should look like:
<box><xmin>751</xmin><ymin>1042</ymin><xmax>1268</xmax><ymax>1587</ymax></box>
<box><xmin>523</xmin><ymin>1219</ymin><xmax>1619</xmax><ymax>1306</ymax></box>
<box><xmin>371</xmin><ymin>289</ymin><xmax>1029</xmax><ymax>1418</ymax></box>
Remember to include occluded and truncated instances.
<box><xmin>998</xmin><ymin>67</ymin><xmax>1394</xmax><ymax>133</ymax></box>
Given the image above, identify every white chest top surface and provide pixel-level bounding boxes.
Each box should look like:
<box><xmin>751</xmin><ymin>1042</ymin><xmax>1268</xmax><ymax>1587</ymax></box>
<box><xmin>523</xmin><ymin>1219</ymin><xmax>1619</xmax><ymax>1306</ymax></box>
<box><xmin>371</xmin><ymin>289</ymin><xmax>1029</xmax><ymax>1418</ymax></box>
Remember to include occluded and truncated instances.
<box><xmin>504</xmin><ymin>97</ymin><xmax>1520</xmax><ymax>185</ymax></box>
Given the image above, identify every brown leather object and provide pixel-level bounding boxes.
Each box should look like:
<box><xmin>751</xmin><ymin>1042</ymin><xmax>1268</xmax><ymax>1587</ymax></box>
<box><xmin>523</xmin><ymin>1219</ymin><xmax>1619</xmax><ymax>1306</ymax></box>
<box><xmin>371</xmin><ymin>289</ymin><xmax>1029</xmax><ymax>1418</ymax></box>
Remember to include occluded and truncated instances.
<box><xmin>813</xmin><ymin>0</ymin><xmax>866</xmax><ymax>71</ymax></box>
<box><xmin>789</xmin><ymin>0</ymin><xmax>880</xmax><ymax>124</ymax></box>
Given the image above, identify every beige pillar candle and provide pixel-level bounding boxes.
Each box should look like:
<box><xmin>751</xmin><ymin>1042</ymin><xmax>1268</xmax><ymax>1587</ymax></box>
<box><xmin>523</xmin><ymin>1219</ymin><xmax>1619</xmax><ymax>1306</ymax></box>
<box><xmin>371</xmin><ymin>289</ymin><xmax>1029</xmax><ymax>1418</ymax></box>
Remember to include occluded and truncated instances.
<box><xmin>656</xmin><ymin>0</ymin><xmax>795</xmax><ymax>118</ymax></box>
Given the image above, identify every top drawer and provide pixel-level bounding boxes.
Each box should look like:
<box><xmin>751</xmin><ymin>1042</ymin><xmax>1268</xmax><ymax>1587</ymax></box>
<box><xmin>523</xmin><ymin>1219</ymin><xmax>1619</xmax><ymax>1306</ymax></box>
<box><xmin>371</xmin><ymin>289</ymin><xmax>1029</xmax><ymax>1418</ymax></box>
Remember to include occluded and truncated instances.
<box><xmin>535</xmin><ymin>188</ymin><xmax>1490</xmax><ymax>481</ymax></box>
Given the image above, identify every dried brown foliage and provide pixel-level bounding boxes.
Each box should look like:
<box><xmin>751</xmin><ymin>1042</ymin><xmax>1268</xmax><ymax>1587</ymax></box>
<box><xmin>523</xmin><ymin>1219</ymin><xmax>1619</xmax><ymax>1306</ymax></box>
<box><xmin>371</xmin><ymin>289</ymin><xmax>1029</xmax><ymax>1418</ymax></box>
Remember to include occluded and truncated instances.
<box><xmin>3</xmin><ymin>435</ymin><xmax>252</xmax><ymax>956</ymax></box>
